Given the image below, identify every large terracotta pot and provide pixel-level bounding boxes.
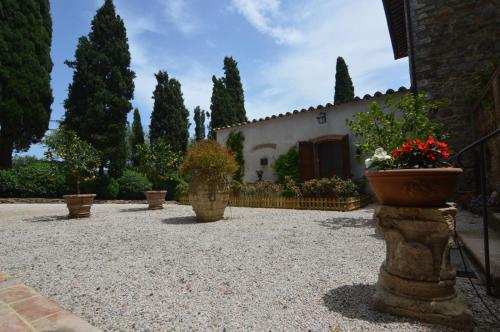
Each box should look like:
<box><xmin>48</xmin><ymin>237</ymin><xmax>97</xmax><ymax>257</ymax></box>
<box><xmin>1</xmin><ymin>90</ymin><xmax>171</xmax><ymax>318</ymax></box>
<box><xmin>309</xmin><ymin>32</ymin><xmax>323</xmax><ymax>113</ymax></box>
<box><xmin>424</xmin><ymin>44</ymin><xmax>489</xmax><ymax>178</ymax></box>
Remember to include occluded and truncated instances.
<box><xmin>144</xmin><ymin>190</ymin><xmax>167</xmax><ymax>210</ymax></box>
<box><xmin>63</xmin><ymin>194</ymin><xmax>96</xmax><ymax>218</ymax></box>
<box><xmin>188</xmin><ymin>178</ymin><xmax>229</xmax><ymax>222</ymax></box>
<box><xmin>366</xmin><ymin>168</ymin><xmax>462</xmax><ymax>206</ymax></box>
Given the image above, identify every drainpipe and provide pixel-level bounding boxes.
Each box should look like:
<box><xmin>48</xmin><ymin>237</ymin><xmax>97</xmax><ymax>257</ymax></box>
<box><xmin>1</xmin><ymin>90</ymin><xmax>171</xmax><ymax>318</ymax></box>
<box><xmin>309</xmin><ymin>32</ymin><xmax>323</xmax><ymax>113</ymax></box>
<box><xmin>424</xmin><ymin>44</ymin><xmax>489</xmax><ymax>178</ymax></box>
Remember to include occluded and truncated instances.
<box><xmin>404</xmin><ymin>0</ymin><xmax>418</xmax><ymax>93</ymax></box>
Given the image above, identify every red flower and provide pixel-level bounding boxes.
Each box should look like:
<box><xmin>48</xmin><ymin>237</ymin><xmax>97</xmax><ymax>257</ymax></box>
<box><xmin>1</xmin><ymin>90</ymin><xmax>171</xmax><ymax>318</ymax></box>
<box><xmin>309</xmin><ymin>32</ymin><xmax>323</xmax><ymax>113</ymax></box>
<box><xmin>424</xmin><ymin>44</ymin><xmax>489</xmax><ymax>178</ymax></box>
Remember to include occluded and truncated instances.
<box><xmin>427</xmin><ymin>136</ymin><xmax>436</xmax><ymax>145</ymax></box>
<box><xmin>442</xmin><ymin>151</ymin><xmax>450</xmax><ymax>158</ymax></box>
<box><xmin>417</xmin><ymin>142</ymin><xmax>427</xmax><ymax>152</ymax></box>
<box><xmin>391</xmin><ymin>148</ymin><xmax>402</xmax><ymax>158</ymax></box>
<box><xmin>402</xmin><ymin>143</ymin><xmax>412</xmax><ymax>152</ymax></box>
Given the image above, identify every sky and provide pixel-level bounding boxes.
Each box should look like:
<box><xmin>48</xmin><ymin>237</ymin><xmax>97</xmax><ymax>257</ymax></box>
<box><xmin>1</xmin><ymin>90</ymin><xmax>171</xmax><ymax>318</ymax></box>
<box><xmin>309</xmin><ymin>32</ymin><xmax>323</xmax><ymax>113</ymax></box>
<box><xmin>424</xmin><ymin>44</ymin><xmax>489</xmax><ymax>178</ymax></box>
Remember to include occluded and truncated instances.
<box><xmin>22</xmin><ymin>0</ymin><xmax>409</xmax><ymax>157</ymax></box>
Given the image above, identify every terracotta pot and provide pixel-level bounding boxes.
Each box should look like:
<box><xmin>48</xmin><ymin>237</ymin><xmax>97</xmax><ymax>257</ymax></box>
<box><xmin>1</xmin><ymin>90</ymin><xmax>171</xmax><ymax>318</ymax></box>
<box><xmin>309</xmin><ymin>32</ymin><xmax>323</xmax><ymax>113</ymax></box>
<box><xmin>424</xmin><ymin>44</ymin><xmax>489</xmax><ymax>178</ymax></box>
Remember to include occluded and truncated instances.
<box><xmin>366</xmin><ymin>168</ymin><xmax>462</xmax><ymax>206</ymax></box>
<box><xmin>63</xmin><ymin>194</ymin><xmax>96</xmax><ymax>218</ymax></box>
<box><xmin>188</xmin><ymin>178</ymin><xmax>229</xmax><ymax>222</ymax></box>
<box><xmin>144</xmin><ymin>191</ymin><xmax>167</xmax><ymax>210</ymax></box>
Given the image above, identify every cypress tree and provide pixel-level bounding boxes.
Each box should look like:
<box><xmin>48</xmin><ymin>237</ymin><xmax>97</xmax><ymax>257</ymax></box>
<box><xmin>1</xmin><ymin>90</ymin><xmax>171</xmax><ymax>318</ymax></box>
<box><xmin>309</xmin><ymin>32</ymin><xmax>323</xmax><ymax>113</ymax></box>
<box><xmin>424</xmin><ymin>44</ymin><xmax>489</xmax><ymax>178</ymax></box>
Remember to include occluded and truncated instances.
<box><xmin>193</xmin><ymin>106</ymin><xmax>206</xmax><ymax>141</ymax></box>
<box><xmin>129</xmin><ymin>108</ymin><xmax>145</xmax><ymax>167</ymax></box>
<box><xmin>334</xmin><ymin>56</ymin><xmax>355</xmax><ymax>104</ymax></box>
<box><xmin>149</xmin><ymin>71</ymin><xmax>189</xmax><ymax>154</ymax></box>
<box><xmin>63</xmin><ymin>0</ymin><xmax>135</xmax><ymax>177</ymax></box>
<box><xmin>0</xmin><ymin>0</ymin><xmax>53</xmax><ymax>169</ymax></box>
<box><xmin>208</xmin><ymin>57</ymin><xmax>247</xmax><ymax>138</ymax></box>
<box><xmin>223</xmin><ymin>56</ymin><xmax>247</xmax><ymax>123</ymax></box>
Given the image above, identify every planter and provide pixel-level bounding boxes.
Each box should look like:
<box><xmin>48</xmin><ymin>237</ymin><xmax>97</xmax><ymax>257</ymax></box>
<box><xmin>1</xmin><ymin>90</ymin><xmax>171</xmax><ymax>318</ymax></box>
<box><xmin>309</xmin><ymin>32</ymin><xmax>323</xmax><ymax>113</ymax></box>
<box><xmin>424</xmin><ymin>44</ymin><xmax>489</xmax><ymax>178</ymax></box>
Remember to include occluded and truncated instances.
<box><xmin>188</xmin><ymin>179</ymin><xmax>229</xmax><ymax>222</ymax></box>
<box><xmin>63</xmin><ymin>194</ymin><xmax>96</xmax><ymax>218</ymax></box>
<box><xmin>144</xmin><ymin>191</ymin><xmax>167</xmax><ymax>210</ymax></box>
<box><xmin>366</xmin><ymin>168</ymin><xmax>462</xmax><ymax>206</ymax></box>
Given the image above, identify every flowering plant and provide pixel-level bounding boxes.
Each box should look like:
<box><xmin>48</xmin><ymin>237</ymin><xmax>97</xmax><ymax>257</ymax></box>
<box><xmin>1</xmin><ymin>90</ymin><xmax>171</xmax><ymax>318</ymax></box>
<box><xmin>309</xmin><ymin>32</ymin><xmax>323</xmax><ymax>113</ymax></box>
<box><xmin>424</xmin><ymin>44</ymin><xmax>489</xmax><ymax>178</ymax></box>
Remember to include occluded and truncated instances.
<box><xmin>366</xmin><ymin>136</ymin><xmax>451</xmax><ymax>169</ymax></box>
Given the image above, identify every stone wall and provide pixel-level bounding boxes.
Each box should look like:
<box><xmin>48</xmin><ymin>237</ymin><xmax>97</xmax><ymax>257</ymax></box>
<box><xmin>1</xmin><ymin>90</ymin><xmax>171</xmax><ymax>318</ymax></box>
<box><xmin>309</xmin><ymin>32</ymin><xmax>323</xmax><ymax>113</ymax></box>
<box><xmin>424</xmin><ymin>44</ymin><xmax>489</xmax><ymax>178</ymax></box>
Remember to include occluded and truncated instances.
<box><xmin>407</xmin><ymin>0</ymin><xmax>500</xmax><ymax>191</ymax></box>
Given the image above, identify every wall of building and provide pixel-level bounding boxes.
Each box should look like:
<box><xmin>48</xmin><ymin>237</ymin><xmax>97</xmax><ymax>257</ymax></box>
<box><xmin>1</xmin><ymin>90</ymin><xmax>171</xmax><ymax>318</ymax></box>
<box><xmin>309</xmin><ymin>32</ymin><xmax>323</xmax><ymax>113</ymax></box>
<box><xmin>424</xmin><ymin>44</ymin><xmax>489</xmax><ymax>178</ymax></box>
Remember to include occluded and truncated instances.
<box><xmin>216</xmin><ymin>93</ymin><xmax>402</xmax><ymax>183</ymax></box>
<box><xmin>407</xmin><ymin>0</ymin><xmax>500</xmax><ymax>191</ymax></box>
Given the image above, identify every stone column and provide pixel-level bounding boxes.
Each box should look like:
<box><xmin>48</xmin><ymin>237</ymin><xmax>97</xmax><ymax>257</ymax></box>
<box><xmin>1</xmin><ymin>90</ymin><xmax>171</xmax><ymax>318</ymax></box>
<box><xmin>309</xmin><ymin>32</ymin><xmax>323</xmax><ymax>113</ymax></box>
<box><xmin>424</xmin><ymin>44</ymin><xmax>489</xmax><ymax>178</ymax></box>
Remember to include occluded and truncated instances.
<box><xmin>372</xmin><ymin>204</ymin><xmax>473</xmax><ymax>330</ymax></box>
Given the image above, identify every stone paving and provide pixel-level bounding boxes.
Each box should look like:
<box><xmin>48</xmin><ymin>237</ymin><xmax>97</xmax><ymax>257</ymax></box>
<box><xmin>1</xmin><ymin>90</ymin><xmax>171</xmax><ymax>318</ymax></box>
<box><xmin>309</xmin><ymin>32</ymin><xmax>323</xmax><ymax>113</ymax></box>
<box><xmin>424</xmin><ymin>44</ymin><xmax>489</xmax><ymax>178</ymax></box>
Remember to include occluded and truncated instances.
<box><xmin>0</xmin><ymin>273</ymin><xmax>100</xmax><ymax>332</ymax></box>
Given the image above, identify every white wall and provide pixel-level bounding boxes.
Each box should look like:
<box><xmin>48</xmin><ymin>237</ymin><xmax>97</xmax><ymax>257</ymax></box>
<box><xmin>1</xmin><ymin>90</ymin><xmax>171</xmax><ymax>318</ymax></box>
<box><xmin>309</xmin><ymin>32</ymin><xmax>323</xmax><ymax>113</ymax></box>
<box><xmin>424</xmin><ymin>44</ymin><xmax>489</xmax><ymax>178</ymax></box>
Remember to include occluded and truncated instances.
<box><xmin>217</xmin><ymin>93</ymin><xmax>402</xmax><ymax>183</ymax></box>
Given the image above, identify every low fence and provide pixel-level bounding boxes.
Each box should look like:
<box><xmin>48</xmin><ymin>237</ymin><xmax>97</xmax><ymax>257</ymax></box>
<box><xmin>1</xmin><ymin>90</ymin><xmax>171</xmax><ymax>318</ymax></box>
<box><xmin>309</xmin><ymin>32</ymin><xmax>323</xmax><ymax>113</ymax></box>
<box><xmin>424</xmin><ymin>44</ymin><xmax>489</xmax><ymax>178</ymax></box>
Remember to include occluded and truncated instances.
<box><xmin>178</xmin><ymin>195</ymin><xmax>371</xmax><ymax>211</ymax></box>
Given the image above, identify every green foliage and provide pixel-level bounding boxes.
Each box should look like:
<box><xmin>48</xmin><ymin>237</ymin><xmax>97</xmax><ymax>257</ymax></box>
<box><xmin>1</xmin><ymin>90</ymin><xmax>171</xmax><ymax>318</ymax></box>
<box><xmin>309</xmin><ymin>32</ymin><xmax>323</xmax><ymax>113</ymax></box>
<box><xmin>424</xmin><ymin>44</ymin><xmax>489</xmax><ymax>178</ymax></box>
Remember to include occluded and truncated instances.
<box><xmin>0</xmin><ymin>0</ymin><xmax>53</xmax><ymax>169</ymax></box>
<box><xmin>129</xmin><ymin>108</ymin><xmax>145</xmax><ymax>167</ymax></box>
<box><xmin>179</xmin><ymin>140</ymin><xmax>238</xmax><ymax>185</ymax></box>
<box><xmin>193</xmin><ymin>106</ymin><xmax>206</xmax><ymax>141</ymax></box>
<box><xmin>163</xmin><ymin>173</ymin><xmax>187</xmax><ymax>200</ymax></box>
<box><xmin>208</xmin><ymin>57</ymin><xmax>247</xmax><ymax>138</ymax></box>
<box><xmin>149</xmin><ymin>71</ymin><xmax>190</xmax><ymax>154</ymax></box>
<box><xmin>63</xmin><ymin>0</ymin><xmax>135</xmax><ymax>176</ymax></box>
<box><xmin>301</xmin><ymin>177</ymin><xmax>359</xmax><ymax>198</ymax></box>
<box><xmin>334</xmin><ymin>57</ymin><xmax>354</xmax><ymax>104</ymax></box>
<box><xmin>176</xmin><ymin>179</ymin><xmax>189</xmax><ymax>198</ymax></box>
<box><xmin>117</xmin><ymin>170</ymin><xmax>152</xmax><ymax>199</ymax></box>
<box><xmin>83</xmin><ymin>175</ymin><xmax>119</xmax><ymax>199</ymax></box>
<box><xmin>0</xmin><ymin>162</ymin><xmax>69</xmax><ymax>198</ymax></box>
<box><xmin>136</xmin><ymin>139</ymin><xmax>180</xmax><ymax>190</ymax></box>
<box><xmin>44</xmin><ymin>129</ymin><xmax>100</xmax><ymax>194</ymax></box>
<box><xmin>346</xmin><ymin>93</ymin><xmax>445</xmax><ymax>159</ymax></box>
<box><xmin>273</xmin><ymin>147</ymin><xmax>300</xmax><ymax>183</ymax></box>
<box><xmin>282</xmin><ymin>176</ymin><xmax>301</xmax><ymax>198</ymax></box>
<box><xmin>226</xmin><ymin>131</ymin><xmax>245</xmax><ymax>182</ymax></box>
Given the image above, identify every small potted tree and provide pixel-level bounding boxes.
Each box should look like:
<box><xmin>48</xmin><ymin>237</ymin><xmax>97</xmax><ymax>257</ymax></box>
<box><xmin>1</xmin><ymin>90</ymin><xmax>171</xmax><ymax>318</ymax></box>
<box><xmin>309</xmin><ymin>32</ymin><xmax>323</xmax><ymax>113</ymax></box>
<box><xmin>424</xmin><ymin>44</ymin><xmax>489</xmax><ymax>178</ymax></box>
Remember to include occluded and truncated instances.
<box><xmin>347</xmin><ymin>93</ymin><xmax>461</xmax><ymax>206</ymax></box>
<box><xmin>179</xmin><ymin>140</ymin><xmax>237</xmax><ymax>222</ymax></box>
<box><xmin>136</xmin><ymin>139</ymin><xmax>180</xmax><ymax>209</ymax></box>
<box><xmin>44</xmin><ymin>129</ymin><xmax>100</xmax><ymax>218</ymax></box>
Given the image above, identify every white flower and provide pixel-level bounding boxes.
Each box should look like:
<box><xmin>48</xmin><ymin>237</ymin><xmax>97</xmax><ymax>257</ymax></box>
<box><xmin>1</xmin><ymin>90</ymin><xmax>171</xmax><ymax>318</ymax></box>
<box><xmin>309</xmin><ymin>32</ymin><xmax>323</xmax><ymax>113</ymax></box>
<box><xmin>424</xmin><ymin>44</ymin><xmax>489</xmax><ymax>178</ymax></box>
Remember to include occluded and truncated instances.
<box><xmin>365</xmin><ymin>148</ymin><xmax>392</xmax><ymax>169</ymax></box>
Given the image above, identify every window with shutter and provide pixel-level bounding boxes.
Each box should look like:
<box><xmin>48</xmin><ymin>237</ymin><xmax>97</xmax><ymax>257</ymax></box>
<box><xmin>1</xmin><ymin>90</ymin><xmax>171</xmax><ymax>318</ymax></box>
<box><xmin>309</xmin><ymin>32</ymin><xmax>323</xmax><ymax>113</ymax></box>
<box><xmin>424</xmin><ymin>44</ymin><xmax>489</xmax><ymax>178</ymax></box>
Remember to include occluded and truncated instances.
<box><xmin>299</xmin><ymin>141</ymin><xmax>315</xmax><ymax>182</ymax></box>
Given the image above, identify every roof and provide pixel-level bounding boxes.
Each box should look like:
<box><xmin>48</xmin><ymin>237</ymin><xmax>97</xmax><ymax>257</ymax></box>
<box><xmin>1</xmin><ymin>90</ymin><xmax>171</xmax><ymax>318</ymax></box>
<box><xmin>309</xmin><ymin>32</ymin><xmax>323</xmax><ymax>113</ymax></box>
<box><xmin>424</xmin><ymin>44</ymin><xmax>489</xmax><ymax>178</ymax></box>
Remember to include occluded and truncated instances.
<box><xmin>214</xmin><ymin>86</ymin><xmax>409</xmax><ymax>132</ymax></box>
<box><xmin>382</xmin><ymin>0</ymin><xmax>408</xmax><ymax>59</ymax></box>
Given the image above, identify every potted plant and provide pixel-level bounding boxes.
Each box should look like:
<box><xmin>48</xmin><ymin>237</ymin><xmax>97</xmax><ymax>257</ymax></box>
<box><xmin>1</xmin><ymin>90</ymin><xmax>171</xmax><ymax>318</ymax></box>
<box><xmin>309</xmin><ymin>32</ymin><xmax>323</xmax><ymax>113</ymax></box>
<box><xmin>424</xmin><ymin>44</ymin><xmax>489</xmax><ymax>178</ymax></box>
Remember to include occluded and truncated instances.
<box><xmin>136</xmin><ymin>139</ymin><xmax>180</xmax><ymax>209</ymax></box>
<box><xmin>179</xmin><ymin>140</ymin><xmax>238</xmax><ymax>222</ymax></box>
<box><xmin>44</xmin><ymin>129</ymin><xmax>100</xmax><ymax>218</ymax></box>
<box><xmin>347</xmin><ymin>93</ymin><xmax>462</xmax><ymax>206</ymax></box>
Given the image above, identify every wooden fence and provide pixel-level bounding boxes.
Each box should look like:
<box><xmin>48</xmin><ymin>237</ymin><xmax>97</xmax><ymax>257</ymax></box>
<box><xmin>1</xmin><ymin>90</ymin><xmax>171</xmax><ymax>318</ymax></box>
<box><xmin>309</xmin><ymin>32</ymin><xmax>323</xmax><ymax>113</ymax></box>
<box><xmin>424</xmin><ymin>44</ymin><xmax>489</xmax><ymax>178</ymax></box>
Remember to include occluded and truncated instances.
<box><xmin>178</xmin><ymin>195</ymin><xmax>371</xmax><ymax>211</ymax></box>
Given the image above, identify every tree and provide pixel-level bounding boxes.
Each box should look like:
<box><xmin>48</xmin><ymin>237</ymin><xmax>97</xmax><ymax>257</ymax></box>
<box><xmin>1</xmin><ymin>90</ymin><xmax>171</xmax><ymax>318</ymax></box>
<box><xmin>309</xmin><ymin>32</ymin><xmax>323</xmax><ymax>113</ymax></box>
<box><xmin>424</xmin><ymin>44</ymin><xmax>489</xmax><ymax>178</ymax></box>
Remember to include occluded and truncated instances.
<box><xmin>149</xmin><ymin>71</ymin><xmax>189</xmax><ymax>154</ymax></box>
<box><xmin>193</xmin><ymin>106</ymin><xmax>206</xmax><ymax>141</ymax></box>
<box><xmin>223</xmin><ymin>56</ymin><xmax>247</xmax><ymax>123</ymax></box>
<box><xmin>63</xmin><ymin>0</ymin><xmax>135</xmax><ymax>177</ymax></box>
<box><xmin>226</xmin><ymin>131</ymin><xmax>245</xmax><ymax>182</ymax></box>
<box><xmin>0</xmin><ymin>0</ymin><xmax>53</xmax><ymax>169</ymax></box>
<box><xmin>129</xmin><ymin>108</ymin><xmax>145</xmax><ymax>167</ymax></box>
<box><xmin>334</xmin><ymin>57</ymin><xmax>354</xmax><ymax>104</ymax></box>
<box><xmin>208</xmin><ymin>56</ymin><xmax>247</xmax><ymax>138</ymax></box>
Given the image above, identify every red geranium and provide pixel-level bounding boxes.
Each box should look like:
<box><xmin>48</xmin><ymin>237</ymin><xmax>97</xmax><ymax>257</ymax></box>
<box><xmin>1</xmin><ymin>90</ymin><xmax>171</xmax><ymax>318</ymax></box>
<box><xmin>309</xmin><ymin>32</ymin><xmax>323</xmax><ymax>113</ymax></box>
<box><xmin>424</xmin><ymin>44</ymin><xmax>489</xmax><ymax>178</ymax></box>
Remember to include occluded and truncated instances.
<box><xmin>390</xmin><ymin>136</ymin><xmax>451</xmax><ymax>168</ymax></box>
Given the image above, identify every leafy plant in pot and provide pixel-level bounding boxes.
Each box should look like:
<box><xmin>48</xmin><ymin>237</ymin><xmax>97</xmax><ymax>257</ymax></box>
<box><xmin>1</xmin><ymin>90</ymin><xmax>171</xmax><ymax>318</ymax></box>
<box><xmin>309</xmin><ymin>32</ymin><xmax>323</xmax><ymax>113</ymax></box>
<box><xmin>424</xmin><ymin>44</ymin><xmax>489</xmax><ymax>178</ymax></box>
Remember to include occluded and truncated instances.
<box><xmin>44</xmin><ymin>129</ymin><xmax>100</xmax><ymax>217</ymax></box>
<box><xmin>136</xmin><ymin>139</ymin><xmax>180</xmax><ymax>209</ymax></box>
<box><xmin>179</xmin><ymin>140</ymin><xmax>238</xmax><ymax>222</ymax></box>
<box><xmin>347</xmin><ymin>93</ymin><xmax>462</xmax><ymax>206</ymax></box>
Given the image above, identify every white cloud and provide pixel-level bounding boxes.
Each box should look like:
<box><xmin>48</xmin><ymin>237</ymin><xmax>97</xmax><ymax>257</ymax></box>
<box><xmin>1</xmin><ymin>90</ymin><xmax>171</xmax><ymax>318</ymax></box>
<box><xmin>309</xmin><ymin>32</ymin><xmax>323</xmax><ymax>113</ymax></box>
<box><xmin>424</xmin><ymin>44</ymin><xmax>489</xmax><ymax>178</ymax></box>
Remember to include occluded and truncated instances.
<box><xmin>230</xmin><ymin>0</ymin><xmax>305</xmax><ymax>45</ymax></box>
<box><xmin>160</xmin><ymin>0</ymin><xmax>199</xmax><ymax>35</ymax></box>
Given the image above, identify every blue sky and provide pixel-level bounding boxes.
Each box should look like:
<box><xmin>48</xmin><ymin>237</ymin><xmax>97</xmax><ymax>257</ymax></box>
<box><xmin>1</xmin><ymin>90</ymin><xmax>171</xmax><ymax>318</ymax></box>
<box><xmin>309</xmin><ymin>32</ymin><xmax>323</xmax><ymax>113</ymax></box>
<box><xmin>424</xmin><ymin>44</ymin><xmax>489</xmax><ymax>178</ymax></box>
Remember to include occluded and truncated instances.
<box><xmin>22</xmin><ymin>0</ymin><xmax>409</xmax><ymax>157</ymax></box>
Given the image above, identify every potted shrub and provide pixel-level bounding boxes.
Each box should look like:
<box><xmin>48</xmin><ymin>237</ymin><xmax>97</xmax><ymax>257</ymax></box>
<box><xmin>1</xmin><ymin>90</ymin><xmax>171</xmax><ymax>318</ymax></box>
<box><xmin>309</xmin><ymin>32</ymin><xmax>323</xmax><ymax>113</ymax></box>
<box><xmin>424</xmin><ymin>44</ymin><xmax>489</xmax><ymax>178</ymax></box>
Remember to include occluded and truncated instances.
<box><xmin>44</xmin><ymin>129</ymin><xmax>100</xmax><ymax>217</ymax></box>
<box><xmin>179</xmin><ymin>140</ymin><xmax>237</xmax><ymax>222</ymax></box>
<box><xmin>136</xmin><ymin>139</ymin><xmax>180</xmax><ymax>209</ymax></box>
<box><xmin>347</xmin><ymin>93</ymin><xmax>461</xmax><ymax>206</ymax></box>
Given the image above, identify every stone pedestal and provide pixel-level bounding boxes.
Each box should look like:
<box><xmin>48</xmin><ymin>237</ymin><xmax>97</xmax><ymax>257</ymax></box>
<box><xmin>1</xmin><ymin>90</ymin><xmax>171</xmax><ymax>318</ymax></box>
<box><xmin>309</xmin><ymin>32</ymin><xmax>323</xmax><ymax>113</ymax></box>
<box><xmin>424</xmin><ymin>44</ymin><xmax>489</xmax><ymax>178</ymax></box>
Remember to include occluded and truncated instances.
<box><xmin>373</xmin><ymin>204</ymin><xmax>473</xmax><ymax>330</ymax></box>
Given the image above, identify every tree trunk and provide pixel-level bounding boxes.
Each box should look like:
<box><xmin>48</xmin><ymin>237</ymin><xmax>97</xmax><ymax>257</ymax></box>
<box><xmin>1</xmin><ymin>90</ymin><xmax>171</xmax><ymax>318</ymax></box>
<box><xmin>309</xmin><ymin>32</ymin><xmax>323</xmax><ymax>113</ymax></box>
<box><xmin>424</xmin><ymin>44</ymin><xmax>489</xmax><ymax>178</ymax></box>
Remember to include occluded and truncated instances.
<box><xmin>0</xmin><ymin>136</ymin><xmax>13</xmax><ymax>170</ymax></box>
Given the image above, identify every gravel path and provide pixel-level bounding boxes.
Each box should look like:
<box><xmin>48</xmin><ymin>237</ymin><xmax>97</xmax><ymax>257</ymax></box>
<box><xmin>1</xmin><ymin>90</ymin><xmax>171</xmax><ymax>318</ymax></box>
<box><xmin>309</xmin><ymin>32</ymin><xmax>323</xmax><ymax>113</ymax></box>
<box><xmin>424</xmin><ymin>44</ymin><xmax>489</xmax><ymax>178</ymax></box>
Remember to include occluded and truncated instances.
<box><xmin>1</xmin><ymin>204</ymin><xmax>499</xmax><ymax>331</ymax></box>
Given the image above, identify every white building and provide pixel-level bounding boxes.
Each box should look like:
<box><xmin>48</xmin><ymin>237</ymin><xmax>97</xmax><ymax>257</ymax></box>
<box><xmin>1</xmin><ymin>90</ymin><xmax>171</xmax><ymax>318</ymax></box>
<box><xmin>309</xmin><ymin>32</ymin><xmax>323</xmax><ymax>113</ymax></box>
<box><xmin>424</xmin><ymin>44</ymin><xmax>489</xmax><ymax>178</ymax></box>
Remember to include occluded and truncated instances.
<box><xmin>215</xmin><ymin>88</ymin><xmax>407</xmax><ymax>183</ymax></box>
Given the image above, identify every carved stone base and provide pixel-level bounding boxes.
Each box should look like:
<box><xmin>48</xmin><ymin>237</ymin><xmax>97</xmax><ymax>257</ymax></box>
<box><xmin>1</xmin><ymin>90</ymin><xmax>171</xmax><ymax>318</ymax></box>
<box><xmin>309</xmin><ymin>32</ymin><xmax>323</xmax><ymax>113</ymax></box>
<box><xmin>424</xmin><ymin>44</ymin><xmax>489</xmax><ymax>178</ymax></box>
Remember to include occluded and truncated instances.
<box><xmin>373</xmin><ymin>204</ymin><xmax>473</xmax><ymax>330</ymax></box>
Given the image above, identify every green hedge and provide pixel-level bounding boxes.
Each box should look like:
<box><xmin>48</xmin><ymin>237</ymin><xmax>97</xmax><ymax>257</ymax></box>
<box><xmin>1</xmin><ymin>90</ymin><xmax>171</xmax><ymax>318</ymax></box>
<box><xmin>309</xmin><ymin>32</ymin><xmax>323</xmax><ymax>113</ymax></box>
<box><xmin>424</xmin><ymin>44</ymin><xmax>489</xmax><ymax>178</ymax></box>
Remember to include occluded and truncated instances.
<box><xmin>0</xmin><ymin>162</ymin><xmax>69</xmax><ymax>198</ymax></box>
<box><xmin>82</xmin><ymin>175</ymin><xmax>119</xmax><ymax>199</ymax></box>
<box><xmin>118</xmin><ymin>170</ymin><xmax>152</xmax><ymax>199</ymax></box>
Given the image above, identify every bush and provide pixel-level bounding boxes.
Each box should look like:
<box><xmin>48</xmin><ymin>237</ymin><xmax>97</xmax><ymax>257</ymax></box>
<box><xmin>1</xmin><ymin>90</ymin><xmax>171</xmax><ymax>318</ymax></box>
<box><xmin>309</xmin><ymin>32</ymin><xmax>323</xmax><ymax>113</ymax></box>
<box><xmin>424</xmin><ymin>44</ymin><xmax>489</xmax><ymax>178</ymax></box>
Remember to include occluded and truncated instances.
<box><xmin>301</xmin><ymin>176</ymin><xmax>359</xmax><ymax>198</ymax></box>
<box><xmin>117</xmin><ymin>170</ymin><xmax>152</xmax><ymax>199</ymax></box>
<box><xmin>179</xmin><ymin>140</ymin><xmax>238</xmax><ymax>184</ymax></box>
<box><xmin>83</xmin><ymin>175</ymin><xmax>119</xmax><ymax>199</ymax></box>
<box><xmin>273</xmin><ymin>147</ymin><xmax>299</xmax><ymax>183</ymax></box>
<box><xmin>0</xmin><ymin>162</ymin><xmax>69</xmax><ymax>198</ymax></box>
<box><xmin>163</xmin><ymin>173</ymin><xmax>187</xmax><ymax>200</ymax></box>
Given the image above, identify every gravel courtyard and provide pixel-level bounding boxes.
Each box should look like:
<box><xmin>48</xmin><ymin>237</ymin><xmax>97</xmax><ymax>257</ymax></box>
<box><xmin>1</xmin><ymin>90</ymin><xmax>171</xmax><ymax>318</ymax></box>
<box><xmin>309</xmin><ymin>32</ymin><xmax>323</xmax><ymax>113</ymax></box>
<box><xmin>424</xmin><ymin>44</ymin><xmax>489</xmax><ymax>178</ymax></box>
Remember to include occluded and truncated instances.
<box><xmin>1</xmin><ymin>204</ymin><xmax>499</xmax><ymax>331</ymax></box>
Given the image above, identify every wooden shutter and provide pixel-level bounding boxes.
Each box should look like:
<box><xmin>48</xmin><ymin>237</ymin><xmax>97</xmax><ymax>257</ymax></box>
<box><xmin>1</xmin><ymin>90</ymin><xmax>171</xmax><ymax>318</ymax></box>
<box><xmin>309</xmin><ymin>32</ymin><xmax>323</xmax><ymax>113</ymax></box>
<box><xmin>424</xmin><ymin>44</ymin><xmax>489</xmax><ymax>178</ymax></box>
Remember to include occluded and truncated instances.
<box><xmin>299</xmin><ymin>141</ymin><xmax>315</xmax><ymax>182</ymax></box>
<box><xmin>341</xmin><ymin>135</ymin><xmax>351</xmax><ymax>178</ymax></box>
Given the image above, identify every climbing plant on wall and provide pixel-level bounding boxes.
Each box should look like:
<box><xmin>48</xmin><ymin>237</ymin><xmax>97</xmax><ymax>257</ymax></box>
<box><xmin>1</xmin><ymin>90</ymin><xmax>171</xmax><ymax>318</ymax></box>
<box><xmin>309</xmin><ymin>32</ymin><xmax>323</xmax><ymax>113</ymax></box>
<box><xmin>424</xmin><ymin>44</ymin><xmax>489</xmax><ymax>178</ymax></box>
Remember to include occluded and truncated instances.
<box><xmin>226</xmin><ymin>131</ymin><xmax>245</xmax><ymax>182</ymax></box>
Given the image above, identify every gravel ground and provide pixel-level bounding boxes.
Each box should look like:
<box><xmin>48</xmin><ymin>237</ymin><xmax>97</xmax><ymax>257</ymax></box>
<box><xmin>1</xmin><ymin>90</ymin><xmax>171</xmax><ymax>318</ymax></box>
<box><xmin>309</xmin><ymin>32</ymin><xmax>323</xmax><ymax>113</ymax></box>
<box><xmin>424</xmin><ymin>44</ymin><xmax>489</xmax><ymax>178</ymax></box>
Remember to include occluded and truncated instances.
<box><xmin>0</xmin><ymin>203</ymin><xmax>499</xmax><ymax>331</ymax></box>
